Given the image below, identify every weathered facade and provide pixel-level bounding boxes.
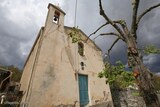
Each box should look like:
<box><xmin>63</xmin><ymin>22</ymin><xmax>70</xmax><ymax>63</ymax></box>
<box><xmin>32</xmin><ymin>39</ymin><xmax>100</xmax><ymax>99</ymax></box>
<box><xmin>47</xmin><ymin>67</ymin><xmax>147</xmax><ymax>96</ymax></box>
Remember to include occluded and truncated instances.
<box><xmin>20</xmin><ymin>3</ymin><xmax>113</xmax><ymax>107</ymax></box>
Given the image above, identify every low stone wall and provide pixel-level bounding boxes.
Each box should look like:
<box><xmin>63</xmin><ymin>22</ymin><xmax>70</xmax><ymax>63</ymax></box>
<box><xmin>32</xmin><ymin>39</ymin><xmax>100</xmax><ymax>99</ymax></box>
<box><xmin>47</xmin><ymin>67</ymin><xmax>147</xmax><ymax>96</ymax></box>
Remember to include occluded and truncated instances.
<box><xmin>111</xmin><ymin>88</ymin><xmax>146</xmax><ymax>107</ymax></box>
<box><xmin>112</xmin><ymin>88</ymin><xmax>160</xmax><ymax>107</ymax></box>
<box><xmin>89</xmin><ymin>101</ymin><xmax>113</xmax><ymax>107</ymax></box>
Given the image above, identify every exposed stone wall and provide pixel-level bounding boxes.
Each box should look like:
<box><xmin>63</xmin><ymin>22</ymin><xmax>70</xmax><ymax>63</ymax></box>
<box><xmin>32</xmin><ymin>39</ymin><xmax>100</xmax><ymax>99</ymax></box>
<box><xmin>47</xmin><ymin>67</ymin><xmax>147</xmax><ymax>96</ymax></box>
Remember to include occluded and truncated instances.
<box><xmin>112</xmin><ymin>88</ymin><xmax>160</xmax><ymax>107</ymax></box>
<box><xmin>111</xmin><ymin>88</ymin><xmax>146</xmax><ymax>107</ymax></box>
<box><xmin>51</xmin><ymin>100</ymin><xmax>113</xmax><ymax>107</ymax></box>
<box><xmin>89</xmin><ymin>101</ymin><xmax>113</xmax><ymax>107</ymax></box>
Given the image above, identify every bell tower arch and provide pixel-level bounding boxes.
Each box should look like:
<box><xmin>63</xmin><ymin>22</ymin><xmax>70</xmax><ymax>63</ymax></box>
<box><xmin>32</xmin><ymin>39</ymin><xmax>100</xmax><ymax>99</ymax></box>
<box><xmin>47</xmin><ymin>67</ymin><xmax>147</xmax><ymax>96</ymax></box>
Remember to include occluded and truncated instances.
<box><xmin>44</xmin><ymin>3</ymin><xmax>66</xmax><ymax>31</ymax></box>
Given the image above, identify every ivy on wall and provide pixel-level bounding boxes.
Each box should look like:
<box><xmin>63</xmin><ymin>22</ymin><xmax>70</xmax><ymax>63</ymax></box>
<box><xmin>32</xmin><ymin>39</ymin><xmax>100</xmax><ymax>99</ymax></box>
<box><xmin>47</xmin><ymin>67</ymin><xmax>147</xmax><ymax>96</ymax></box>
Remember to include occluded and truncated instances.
<box><xmin>68</xmin><ymin>27</ymin><xmax>82</xmax><ymax>43</ymax></box>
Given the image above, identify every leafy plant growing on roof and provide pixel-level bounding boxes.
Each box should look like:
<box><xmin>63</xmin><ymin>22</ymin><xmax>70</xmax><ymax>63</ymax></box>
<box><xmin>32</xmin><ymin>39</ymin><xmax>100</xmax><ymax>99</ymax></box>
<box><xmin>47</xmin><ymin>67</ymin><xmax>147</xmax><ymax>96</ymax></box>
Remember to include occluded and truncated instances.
<box><xmin>68</xmin><ymin>27</ymin><xmax>82</xmax><ymax>43</ymax></box>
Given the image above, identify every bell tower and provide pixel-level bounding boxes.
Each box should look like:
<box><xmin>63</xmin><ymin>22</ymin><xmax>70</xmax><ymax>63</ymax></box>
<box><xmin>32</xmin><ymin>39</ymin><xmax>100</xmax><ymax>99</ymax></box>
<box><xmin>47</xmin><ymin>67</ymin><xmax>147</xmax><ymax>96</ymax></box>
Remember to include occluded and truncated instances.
<box><xmin>44</xmin><ymin>3</ymin><xmax>66</xmax><ymax>31</ymax></box>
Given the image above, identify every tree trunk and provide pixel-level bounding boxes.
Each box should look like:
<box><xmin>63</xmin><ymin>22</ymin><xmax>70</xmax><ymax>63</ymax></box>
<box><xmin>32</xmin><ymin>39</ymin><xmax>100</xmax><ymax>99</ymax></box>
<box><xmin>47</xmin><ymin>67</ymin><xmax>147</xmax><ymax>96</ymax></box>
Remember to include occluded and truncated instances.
<box><xmin>127</xmin><ymin>37</ymin><xmax>160</xmax><ymax>107</ymax></box>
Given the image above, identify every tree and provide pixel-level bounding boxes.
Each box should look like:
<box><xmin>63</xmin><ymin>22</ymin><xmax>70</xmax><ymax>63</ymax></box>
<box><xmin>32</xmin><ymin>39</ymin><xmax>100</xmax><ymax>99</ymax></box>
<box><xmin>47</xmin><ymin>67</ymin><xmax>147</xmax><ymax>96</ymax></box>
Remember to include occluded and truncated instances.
<box><xmin>7</xmin><ymin>65</ymin><xmax>22</xmax><ymax>82</ymax></box>
<box><xmin>98</xmin><ymin>61</ymin><xmax>136</xmax><ymax>89</ymax></box>
<box><xmin>88</xmin><ymin>0</ymin><xmax>160</xmax><ymax>106</ymax></box>
<box><xmin>152</xmin><ymin>74</ymin><xmax>160</xmax><ymax>91</ymax></box>
<box><xmin>0</xmin><ymin>65</ymin><xmax>22</xmax><ymax>82</ymax></box>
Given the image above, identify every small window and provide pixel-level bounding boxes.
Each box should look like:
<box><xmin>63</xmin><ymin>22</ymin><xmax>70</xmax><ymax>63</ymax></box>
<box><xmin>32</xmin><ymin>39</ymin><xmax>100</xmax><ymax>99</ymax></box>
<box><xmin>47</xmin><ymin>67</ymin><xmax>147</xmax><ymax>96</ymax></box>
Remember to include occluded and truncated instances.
<box><xmin>53</xmin><ymin>11</ymin><xmax>60</xmax><ymax>24</ymax></box>
<box><xmin>78</xmin><ymin>42</ymin><xmax>84</xmax><ymax>56</ymax></box>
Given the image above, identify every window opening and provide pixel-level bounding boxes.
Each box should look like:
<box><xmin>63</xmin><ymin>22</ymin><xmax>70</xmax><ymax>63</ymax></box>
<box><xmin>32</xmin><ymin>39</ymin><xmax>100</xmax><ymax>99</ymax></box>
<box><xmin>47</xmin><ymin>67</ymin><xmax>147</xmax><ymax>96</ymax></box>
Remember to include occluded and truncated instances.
<box><xmin>53</xmin><ymin>11</ymin><xmax>60</xmax><ymax>24</ymax></box>
<box><xmin>80</xmin><ymin>62</ymin><xmax>85</xmax><ymax>70</ymax></box>
<box><xmin>78</xmin><ymin>42</ymin><xmax>84</xmax><ymax>56</ymax></box>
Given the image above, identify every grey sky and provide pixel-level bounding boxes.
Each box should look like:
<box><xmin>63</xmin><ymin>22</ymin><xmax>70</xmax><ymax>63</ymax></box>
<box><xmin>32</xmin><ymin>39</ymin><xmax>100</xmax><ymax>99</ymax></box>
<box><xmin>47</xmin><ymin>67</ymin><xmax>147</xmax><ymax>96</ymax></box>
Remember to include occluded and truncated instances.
<box><xmin>0</xmin><ymin>0</ymin><xmax>160</xmax><ymax>73</ymax></box>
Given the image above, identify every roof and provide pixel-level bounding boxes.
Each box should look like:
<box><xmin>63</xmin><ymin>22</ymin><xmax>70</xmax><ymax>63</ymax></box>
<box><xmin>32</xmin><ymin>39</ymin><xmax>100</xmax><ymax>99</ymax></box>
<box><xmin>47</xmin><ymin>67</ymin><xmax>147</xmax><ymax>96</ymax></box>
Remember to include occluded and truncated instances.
<box><xmin>64</xmin><ymin>26</ymin><xmax>101</xmax><ymax>51</ymax></box>
<box><xmin>23</xmin><ymin>26</ymin><xmax>101</xmax><ymax>69</ymax></box>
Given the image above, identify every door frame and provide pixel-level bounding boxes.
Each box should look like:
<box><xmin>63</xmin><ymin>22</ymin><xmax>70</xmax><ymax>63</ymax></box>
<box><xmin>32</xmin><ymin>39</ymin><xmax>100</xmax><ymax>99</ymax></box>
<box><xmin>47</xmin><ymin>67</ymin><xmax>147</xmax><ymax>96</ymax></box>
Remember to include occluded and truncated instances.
<box><xmin>78</xmin><ymin>74</ymin><xmax>89</xmax><ymax>107</ymax></box>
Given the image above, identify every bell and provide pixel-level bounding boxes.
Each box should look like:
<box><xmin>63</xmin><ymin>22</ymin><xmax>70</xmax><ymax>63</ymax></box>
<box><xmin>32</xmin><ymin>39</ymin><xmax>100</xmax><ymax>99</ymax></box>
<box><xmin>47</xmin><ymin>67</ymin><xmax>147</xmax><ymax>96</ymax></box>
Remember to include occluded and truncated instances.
<box><xmin>53</xmin><ymin>17</ymin><xmax>58</xmax><ymax>21</ymax></box>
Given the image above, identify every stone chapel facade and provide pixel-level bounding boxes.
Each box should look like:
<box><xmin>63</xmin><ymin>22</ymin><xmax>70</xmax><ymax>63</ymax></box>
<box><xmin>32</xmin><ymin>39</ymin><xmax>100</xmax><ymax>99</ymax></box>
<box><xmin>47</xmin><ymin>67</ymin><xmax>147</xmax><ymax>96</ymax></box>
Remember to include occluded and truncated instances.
<box><xmin>20</xmin><ymin>3</ymin><xmax>113</xmax><ymax>107</ymax></box>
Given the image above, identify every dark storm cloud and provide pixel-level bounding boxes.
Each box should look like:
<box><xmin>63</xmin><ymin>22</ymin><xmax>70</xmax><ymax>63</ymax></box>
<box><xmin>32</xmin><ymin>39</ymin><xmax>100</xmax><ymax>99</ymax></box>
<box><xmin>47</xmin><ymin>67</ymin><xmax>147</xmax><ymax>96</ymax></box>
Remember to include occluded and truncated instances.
<box><xmin>0</xmin><ymin>2</ymin><xmax>39</xmax><ymax>69</ymax></box>
<box><xmin>0</xmin><ymin>0</ymin><xmax>66</xmax><ymax>69</ymax></box>
<box><xmin>143</xmin><ymin>55</ymin><xmax>160</xmax><ymax>72</ymax></box>
<box><xmin>137</xmin><ymin>0</ymin><xmax>160</xmax><ymax>72</ymax></box>
<box><xmin>0</xmin><ymin>5</ymin><xmax>23</xmax><ymax>68</ymax></box>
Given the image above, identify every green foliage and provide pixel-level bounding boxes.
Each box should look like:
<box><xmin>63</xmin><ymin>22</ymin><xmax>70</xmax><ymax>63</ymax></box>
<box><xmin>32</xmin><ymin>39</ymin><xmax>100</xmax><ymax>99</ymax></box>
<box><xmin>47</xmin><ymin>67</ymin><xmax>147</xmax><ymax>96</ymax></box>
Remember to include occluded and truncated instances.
<box><xmin>0</xmin><ymin>65</ymin><xmax>22</xmax><ymax>82</ymax></box>
<box><xmin>78</xmin><ymin>47</ymin><xmax>84</xmax><ymax>56</ymax></box>
<box><xmin>144</xmin><ymin>44</ymin><xmax>160</xmax><ymax>54</ymax></box>
<box><xmin>131</xmin><ymin>92</ymin><xmax>140</xmax><ymax>96</ymax></box>
<box><xmin>68</xmin><ymin>27</ymin><xmax>81</xmax><ymax>43</ymax></box>
<box><xmin>98</xmin><ymin>61</ymin><xmax>135</xmax><ymax>89</ymax></box>
<box><xmin>152</xmin><ymin>74</ymin><xmax>160</xmax><ymax>91</ymax></box>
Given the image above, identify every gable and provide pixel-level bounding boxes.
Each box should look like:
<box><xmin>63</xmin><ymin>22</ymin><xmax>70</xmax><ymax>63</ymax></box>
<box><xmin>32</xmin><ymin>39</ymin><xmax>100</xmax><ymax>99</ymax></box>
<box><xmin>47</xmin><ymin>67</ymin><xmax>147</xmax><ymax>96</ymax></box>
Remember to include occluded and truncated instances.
<box><xmin>64</xmin><ymin>26</ymin><xmax>101</xmax><ymax>52</ymax></box>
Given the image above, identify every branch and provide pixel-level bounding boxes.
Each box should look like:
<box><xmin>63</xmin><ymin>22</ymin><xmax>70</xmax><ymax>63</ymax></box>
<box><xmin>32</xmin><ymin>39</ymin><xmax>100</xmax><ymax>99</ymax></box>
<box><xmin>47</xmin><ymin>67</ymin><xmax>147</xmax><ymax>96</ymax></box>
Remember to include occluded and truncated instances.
<box><xmin>108</xmin><ymin>38</ymin><xmax>120</xmax><ymax>54</ymax></box>
<box><xmin>137</xmin><ymin>3</ymin><xmax>160</xmax><ymax>24</ymax></box>
<box><xmin>131</xmin><ymin>0</ymin><xmax>140</xmax><ymax>38</ymax></box>
<box><xmin>92</xmin><ymin>32</ymin><xmax>122</xmax><ymax>41</ymax></box>
<box><xmin>92</xmin><ymin>35</ymin><xmax>101</xmax><ymax>40</ymax></box>
<box><xmin>99</xmin><ymin>0</ymin><xmax>125</xmax><ymax>39</ymax></box>
<box><xmin>86</xmin><ymin>20</ymin><xmax>126</xmax><ymax>42</ymax></box>
<box><xmin>116</xmin><ymin>20</ymin><xmax>129</xmax><ymax>36</ymax></box>
<box><xmin>100</xmin><ymin>32</ymin><xmax>120</xmax><ymax>37</ymax></box>
<box><xmin>87</xmin><ymin>22</ymin><xmax>109</xmax><ymax>41</ymax></box>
